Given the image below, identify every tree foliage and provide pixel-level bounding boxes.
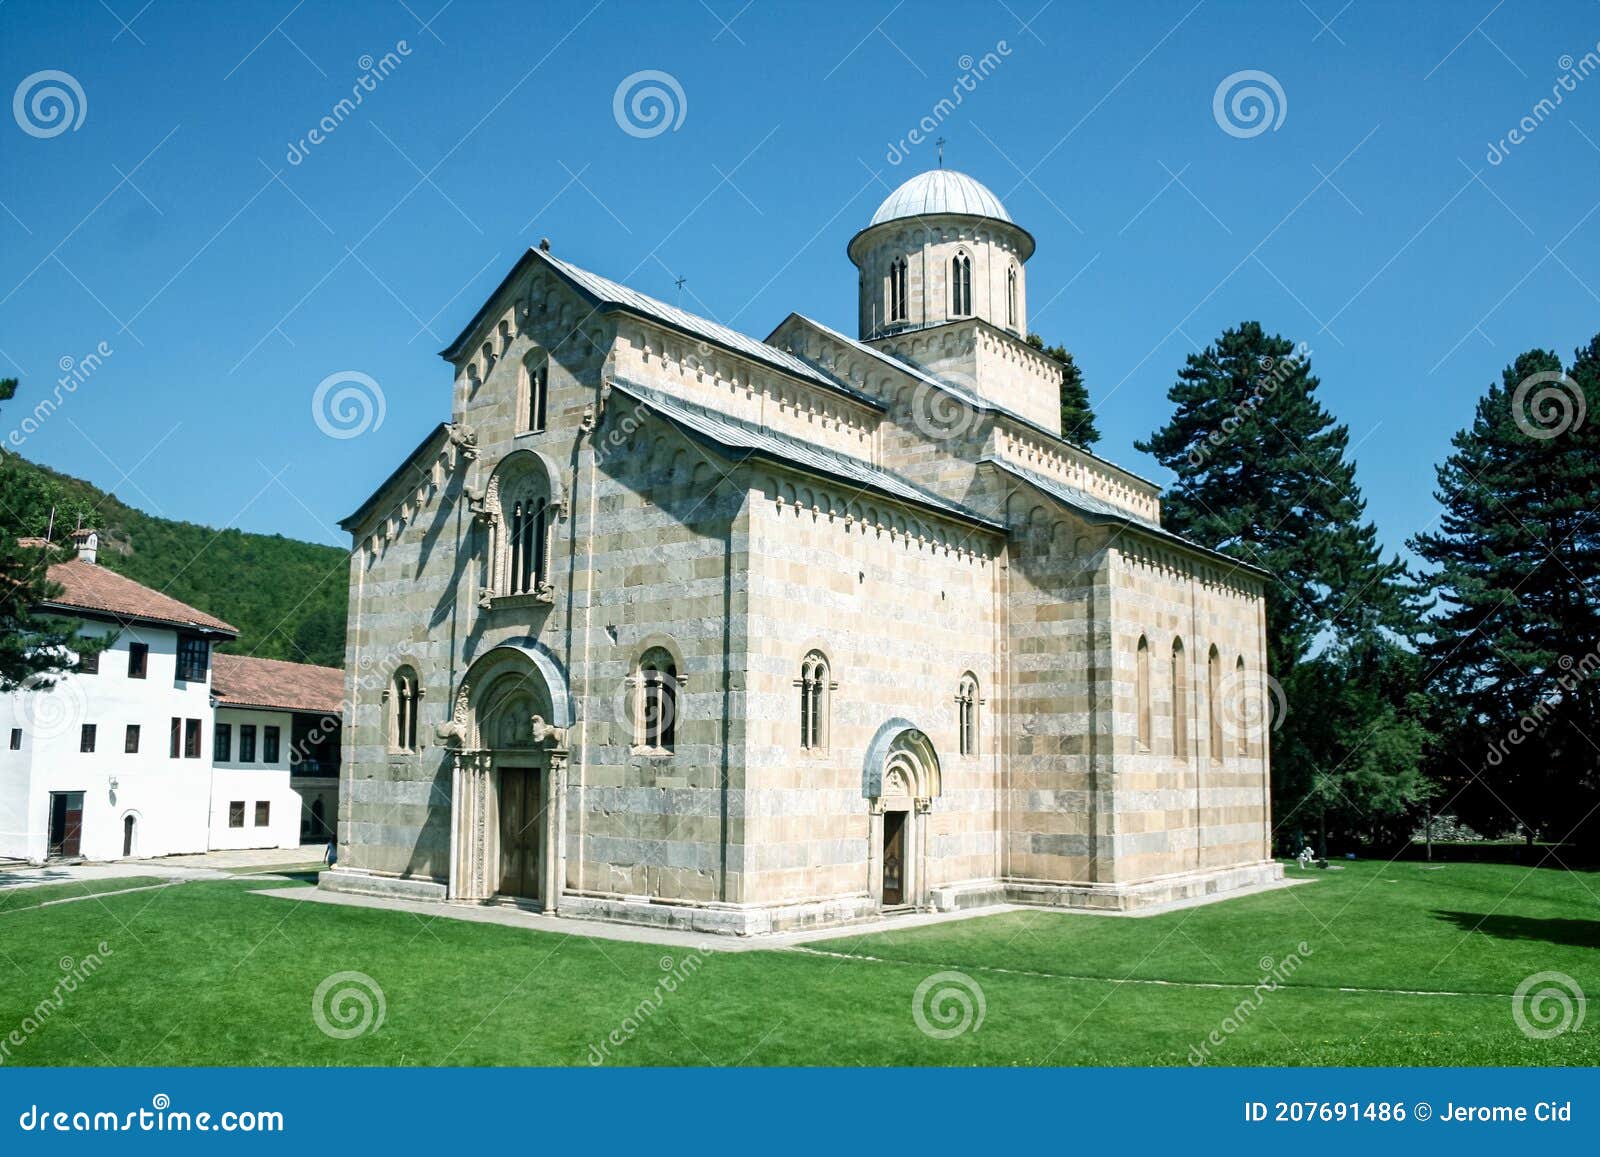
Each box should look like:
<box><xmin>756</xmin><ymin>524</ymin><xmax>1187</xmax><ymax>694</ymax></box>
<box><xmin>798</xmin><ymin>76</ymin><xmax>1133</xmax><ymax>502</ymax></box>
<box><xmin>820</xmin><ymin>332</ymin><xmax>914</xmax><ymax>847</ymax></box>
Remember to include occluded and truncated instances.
<box><xmin>1409</xmin><ymin>336</ymin><xmax>1600</xmax><ymax>846</ymax></box>
<box><xmin>1138</xmin><ymin>323</ymin><xmax>1429</xmax><ymax>849</ymax></box>
<box><xmin>0</xmin><ymin>440</ymin><xmax>348</xmax><ymax>667</ymax></box>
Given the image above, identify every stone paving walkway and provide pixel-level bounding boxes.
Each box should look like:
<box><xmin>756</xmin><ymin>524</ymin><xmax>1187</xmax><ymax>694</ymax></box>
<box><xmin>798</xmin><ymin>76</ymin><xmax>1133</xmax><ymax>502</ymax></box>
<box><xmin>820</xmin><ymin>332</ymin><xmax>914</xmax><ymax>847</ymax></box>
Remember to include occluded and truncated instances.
<box><xmin>0</xmin><ymin>846</ymin><xmax>327</xmax><ymax>891</ymax></box>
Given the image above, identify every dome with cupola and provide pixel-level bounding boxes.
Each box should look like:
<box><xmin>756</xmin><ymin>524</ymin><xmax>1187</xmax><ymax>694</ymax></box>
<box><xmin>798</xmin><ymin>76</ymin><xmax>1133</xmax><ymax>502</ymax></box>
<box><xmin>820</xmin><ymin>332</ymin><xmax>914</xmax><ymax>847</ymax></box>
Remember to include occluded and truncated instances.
<box><xmin>849</xmin><ymin>168</ymin><xmax>1035</xmax><ymax>341</ymax></box>
<box><xmin>867</xmin><ymin>169</ymin><xmax>1015</xmax><ymax>227</ymax></box>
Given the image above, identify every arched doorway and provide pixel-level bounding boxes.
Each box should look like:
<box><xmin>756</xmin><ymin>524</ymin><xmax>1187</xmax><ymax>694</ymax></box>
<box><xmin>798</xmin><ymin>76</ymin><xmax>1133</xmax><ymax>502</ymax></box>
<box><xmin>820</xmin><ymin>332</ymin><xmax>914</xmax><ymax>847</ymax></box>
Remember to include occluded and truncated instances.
<box><xmin>121</xmin><ymin>813</ymin><xmax>137</xmax><ymax>858</ymax></box>
<box><xmin>441</xmin><ymin>642</ymin><xmax>572</xmax><ymax>909</ymax></box>
<box><xmin>863</xmin><ymin>722</ymin><xmax>941</xmax><ymax>910</ymax></box>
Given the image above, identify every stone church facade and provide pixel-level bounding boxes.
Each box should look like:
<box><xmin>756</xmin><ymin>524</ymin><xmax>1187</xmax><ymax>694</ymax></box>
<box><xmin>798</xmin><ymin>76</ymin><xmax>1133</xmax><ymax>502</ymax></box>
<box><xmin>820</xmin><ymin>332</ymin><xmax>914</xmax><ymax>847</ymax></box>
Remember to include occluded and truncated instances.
<box><xmin>323</xmin><ymin>169</ymin><xmax>1279</xmax><ymax>934</ymax></box>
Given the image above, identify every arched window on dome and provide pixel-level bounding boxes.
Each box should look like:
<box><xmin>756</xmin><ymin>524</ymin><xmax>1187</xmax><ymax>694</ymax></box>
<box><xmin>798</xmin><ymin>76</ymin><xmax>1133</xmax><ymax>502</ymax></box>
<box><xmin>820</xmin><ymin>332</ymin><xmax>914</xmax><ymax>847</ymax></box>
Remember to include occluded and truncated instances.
<box><xmin>888</xmin><ymin>257</ymin><xmax>908</xmax><ymax>323</ymax></box>
<box><xmin>951</xmin><ymin>251</ymin><xmax>972</xmax><ymax>316</ymax></box>
<box><xmin>1006</xmin><ymin>264</ymin><xmax>1018</xmax><ymax>328</ymax></box>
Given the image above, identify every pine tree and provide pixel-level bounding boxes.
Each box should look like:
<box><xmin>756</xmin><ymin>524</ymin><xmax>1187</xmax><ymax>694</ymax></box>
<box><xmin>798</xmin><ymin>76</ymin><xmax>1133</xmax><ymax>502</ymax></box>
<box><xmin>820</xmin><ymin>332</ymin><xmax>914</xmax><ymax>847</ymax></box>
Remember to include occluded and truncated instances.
<box><xmin>0</xmin><ymin>378</ymin><xmax>102</xmax><ymax>690</ymax></box>
<box><xmin>1025</xmin><ymin>333</ymin><xmax>1101</xmax><ymax>447</ymax></box>
<box><xmin>1137</xmin><ymin>323</ymin><xmax>1427</xmax><ymax>849</ymax></box>
<box><xmin>1409</xmin><ymin>337</ymin><xmax>1600</xmax><ymax>847</ymax></box>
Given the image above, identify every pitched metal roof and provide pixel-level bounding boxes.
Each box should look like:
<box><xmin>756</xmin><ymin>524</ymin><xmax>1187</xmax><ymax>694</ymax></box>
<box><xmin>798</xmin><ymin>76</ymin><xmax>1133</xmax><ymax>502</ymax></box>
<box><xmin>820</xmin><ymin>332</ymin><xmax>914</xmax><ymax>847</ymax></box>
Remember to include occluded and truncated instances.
<box><xmin>611</xmin><ymin>379</ymin><xmax>1004</xmax><ymax>531</ymax></box>
<box><xmin>777</xmin><ymin>313</ymin><xmax>1163</xmax><ymax>490</ymax></box>
<box><xmin>440</xmin><ymin>248</ymin><xmax>881</xmax><ymax>411</ymax></box>
<box><xmin>988</xmin><ymin>459</ymin><xmax>1269</xmax><ymax>578</ymax></box>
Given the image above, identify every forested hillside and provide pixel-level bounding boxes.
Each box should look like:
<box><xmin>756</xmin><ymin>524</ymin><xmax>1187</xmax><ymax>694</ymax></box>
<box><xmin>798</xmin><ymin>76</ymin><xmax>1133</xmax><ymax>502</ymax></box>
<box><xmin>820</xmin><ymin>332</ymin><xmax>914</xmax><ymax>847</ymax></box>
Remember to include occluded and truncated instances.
<box><xmin>0</xmin><ymin>453</ymin><xmax>348</xmax><ymax>666</ymax></box>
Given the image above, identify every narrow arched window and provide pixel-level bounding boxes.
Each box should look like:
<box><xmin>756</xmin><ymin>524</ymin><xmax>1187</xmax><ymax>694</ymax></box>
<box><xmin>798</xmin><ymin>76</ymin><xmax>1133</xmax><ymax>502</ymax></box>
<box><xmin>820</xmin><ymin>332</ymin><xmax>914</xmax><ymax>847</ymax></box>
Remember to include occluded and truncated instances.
<box><xmin>957</xmin><ymin>673</ymin><xmax>980</xmax><ymax>756</ymax></box>
<box><xmin>521</xmin><ymin>353</ymin><xmax>548</xmax><ymax>434</ymax></box>
<box><xmin>1208</xmin><ymin>645</ymin><xmax>1222</xmax><ymax>763</ymax></box>
<box><xmin>1006</xmin><ymin>264</ymin><xmax>1018</xmax><ymax>327</ymax></box>
<box><xmin>799</xmin><ymin>650</ymin><xmax>830</xmax><ymax>750</ymax></box>
<box><xmin>1235</xmin><ymin>656</ymin><xmax>1249</xmax><ymax>757</ymax></box>
<box><xmin>888</xmin><ymin>257</ymin><xmax>908</xmax><ymax>323</ymax></box>
<box><xmin>390</xmin><ymin>665</ymin><xmax>421</xmax><ymax>753</ymax></box>
<box><xmin>1136</xmin><ymin>635</ymin><xmax>1151</xmax><ymax>750</ymax></box>
<box><xmin>637</xmin><ymin>648</ymin><xmax>678</xmax><ymax>752</ymax></box>
<box><xmin>951</xmin><ymin>252</ymin><xmax>972</xmax><ymax>316</ymax></box>
<box><xmin>1171</xmin><ymin>638</ymin><xmax>1187</xmax><ymax>761</ymax></box>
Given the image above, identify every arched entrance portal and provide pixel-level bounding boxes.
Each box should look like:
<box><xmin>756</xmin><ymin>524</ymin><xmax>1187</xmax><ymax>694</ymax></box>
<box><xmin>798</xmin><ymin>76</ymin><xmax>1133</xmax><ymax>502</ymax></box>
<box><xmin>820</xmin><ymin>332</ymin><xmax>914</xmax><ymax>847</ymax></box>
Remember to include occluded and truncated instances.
<box><xmin>863</xmin><ymin>722</ymin><xmax>941</xmax><ymax>910</ymax></box>
<box><xmin>439</xmin><ymin>642</ymin><xmax>573</xmax><ymax>909</ymax></box>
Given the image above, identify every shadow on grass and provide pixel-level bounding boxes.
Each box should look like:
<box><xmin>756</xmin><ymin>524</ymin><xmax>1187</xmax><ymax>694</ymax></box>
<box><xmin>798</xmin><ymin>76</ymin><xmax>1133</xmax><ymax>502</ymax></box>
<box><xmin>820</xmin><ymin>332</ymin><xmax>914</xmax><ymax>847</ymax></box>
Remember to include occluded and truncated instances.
<box><xmin>1433</xmin><ymin>909</ymin><xmax>1600</xmax><ymax>950</ymax></box>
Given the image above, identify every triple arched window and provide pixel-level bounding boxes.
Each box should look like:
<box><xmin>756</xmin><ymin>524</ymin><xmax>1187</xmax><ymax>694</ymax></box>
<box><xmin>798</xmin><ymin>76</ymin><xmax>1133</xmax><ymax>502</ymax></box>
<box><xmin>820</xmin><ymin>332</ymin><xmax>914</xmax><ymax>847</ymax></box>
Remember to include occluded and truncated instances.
<box><xmin>484</xmin><ymin>454</ymin><xmax>555</xmax><ymax>601</ymax></box>
<box><xmin>635</xmin><ymin>648</ymin><xmax>678</xmax><ymax>753</ymax></box>
<box><xmin>389</xmin><ymin>666</ymin><xmax>421</xmax><ymax>753</ymax></box>
<box><xmin>950</xmin><ymin>251</ymin><xmax>972</xmax><ymax>316</ymax></box>
<box><xmin>507</xmin><ymin>494</ymin><xmax>548</xmax><ymax>596</ymax></box>
<box><xmin>888</xmin><ymin>257</ymin><xmax>908</xmax><ymax>323</ymax></box>
<box><xmin>799</xmin><ymin>651</ymin><xmax>831</xmax><ymax>750</ymax></box>
<box><xmin>957</xmin><ymin>673</ymin><xmax>980</xmax><ymax>756</ymax></box>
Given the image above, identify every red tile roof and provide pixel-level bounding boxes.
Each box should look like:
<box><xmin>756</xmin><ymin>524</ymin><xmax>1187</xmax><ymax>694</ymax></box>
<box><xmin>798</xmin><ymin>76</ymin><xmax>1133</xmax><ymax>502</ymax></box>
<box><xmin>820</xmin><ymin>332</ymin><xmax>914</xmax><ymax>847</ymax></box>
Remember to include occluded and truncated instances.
<box><xmin>41</xmin><ymin>558</ymin><xmax>238</xmax><ymax>636</ymax></box>
<box><xmin>211</xmin><ymin>653</ymin><xmax>345</xmax><ymax>716</ymax></box>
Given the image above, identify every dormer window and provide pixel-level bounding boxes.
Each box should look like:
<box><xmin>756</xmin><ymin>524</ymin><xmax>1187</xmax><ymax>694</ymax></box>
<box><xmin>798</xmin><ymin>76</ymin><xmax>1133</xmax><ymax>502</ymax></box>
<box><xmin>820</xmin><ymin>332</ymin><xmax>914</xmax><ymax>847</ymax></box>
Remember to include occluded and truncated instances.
<box><xmin>951</xmin><ymin>251</ymin><xmax>972</xmax><ymax>316</ymax></box>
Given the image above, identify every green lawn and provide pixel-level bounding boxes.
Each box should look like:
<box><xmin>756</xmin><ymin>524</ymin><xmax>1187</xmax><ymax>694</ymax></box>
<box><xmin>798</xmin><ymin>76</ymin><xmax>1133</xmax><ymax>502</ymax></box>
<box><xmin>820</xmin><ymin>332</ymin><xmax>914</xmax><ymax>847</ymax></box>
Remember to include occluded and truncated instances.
<box><xmin>0</xmin><ymin>860</ymin><xmax>1594</xmax><ymax>1066</ymax></box>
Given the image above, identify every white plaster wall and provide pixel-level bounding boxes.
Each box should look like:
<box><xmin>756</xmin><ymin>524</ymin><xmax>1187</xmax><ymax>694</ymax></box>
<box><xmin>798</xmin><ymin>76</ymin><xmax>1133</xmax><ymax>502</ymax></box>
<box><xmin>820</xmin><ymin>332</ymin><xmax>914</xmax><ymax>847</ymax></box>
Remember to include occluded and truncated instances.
<box><xmin>0</xmin><ymin>622</ymin><xmax>216</xmax><ymax>861</ymax></box>
<box><xmin>209</xmin><ymin>706</ymin><xmax>301</xmax><ymax>850</ymax></box>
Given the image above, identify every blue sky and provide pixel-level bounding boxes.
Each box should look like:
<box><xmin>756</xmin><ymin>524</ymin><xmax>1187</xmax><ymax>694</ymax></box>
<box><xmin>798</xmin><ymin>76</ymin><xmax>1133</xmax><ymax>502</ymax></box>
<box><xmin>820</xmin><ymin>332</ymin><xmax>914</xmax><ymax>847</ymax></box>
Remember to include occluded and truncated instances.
<box><xmin>1</xmin><ymin>0</ymin><xmax>1596</xmax><ymax>557</ymax></box>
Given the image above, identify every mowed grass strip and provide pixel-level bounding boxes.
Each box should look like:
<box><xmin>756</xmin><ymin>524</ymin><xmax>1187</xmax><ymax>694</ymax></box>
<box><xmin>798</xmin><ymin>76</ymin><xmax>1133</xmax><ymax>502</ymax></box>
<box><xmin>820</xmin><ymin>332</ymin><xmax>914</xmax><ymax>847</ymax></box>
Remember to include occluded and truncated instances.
<box><xmin>0</xmin><ymin>876</ymin><xmax>178</xmax><ymax>915</ymax></box>
<box><xmin>0</xmin><ymin>861</ymin><xmax>1593</xmax><ymax>1067</ymax></box>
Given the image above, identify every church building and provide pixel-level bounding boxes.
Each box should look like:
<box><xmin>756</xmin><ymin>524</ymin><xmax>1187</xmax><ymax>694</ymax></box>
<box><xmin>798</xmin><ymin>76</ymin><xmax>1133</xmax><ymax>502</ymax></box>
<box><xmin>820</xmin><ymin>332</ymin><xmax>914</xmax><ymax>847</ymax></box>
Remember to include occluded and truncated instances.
<box><xmin>325</xmin><ymin>168</ymin><xmax>1279</xmax><ymax>933</ymax></box>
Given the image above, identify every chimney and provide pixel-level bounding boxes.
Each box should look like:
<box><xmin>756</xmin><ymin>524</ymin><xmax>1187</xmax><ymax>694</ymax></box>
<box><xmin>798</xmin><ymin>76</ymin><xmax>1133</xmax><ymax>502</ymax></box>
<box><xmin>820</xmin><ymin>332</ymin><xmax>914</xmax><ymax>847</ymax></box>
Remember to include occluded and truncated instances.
<box><xmin>70</xmin><ymin>527</ymin><xmax>98</xmax><ymax>565</ymax></box>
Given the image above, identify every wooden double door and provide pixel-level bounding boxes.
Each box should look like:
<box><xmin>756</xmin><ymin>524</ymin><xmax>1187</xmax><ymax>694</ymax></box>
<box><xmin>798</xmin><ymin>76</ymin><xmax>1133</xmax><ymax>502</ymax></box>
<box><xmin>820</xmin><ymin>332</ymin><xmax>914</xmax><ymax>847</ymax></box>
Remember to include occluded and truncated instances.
<box><xmin>497</xmin><ymin>767</ymin><xmax>543</xmax><ymax>901</ymax></box>
<box><xmin>48</xmin><ymin>791</ymin><xmax>84</xmax><ymax>858</ymax></box>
